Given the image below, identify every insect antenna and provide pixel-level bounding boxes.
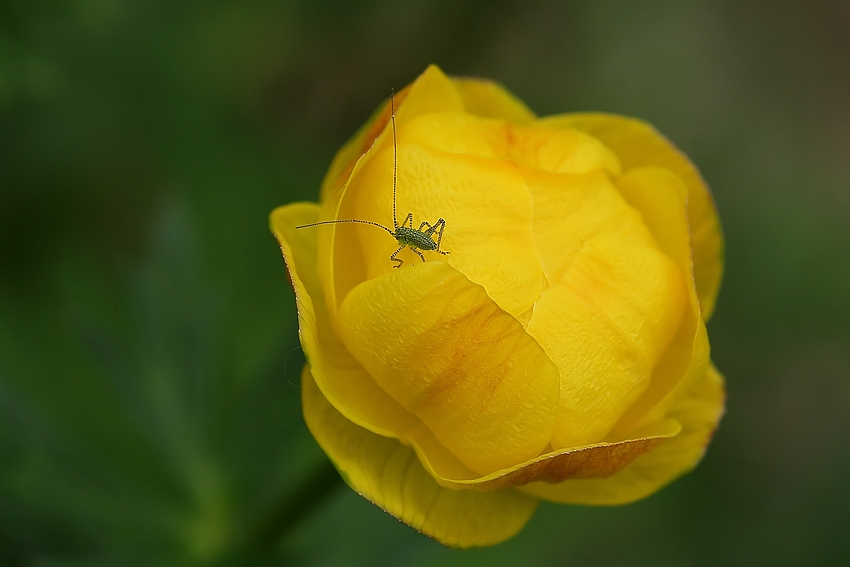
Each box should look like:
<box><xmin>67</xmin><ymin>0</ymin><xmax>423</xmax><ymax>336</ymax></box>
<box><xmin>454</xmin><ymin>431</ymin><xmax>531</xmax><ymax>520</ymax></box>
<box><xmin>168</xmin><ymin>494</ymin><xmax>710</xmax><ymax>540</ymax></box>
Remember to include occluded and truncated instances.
<box><xmin>295</xmin><ymin>88</ymin><xmax>448</xmax><ymax>270</ymax></box>
<box><xmin>295</xmin><ymin>219</ymin><xmax>394</xmax><ymax>236</ymax></box>
<box><xmin>391</xmin><ymin>88</ymin><xmax>398</xmax><ymax>231</ymax></box>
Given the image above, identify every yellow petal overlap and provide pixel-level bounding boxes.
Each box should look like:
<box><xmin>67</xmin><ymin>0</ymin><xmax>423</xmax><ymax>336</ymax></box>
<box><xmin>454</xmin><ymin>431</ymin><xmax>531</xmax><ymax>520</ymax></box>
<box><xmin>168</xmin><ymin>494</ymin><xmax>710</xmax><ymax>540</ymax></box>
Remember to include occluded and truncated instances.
<box><xmin>302</xmin><ymin>365</ymin><xmax>539</xmax><ymax>548</ymax></box>
<box><xmin>405</xmin><ymin>416</ymin><xmax>681</xmax><ymax>490</ymax></box>
<box><xmin>527</xmin><ymin>233</ymin><xmax>686</xmax><ymax>449</ymax></box>
<box><xmin>607</xmin><ymin>167</ymin><xmax>709</xmax><ymax>436</ymax></box>
<box><xmin>540</xmin><ymin>113</ymin><xmax>723</xmax><ymax>319</ymax></box>
<box><xmin>522</xmin><ymin>167</ymin><xmax>657</xmax><ymax>298</ymax></box>
<box><xmin>509</xmin><ymin>124</ymin><xmax>621</xmax><ymax>176</ymax></box>
<box><xmin>453</xmin><ymin>77</ymin><xmax>537</xmax><ymax>123</ymax></box>
<box><xmin>270</xmin><ymin>203</ymin><xmax>418</xmax><ymax>438</ymax></box>
<box><xmin>398</xmin><ymin>113</ymin><xmax>621</xmax><ymax>177</ymax></box>
<box><xmin>337</xmin><ymin>261</ymin><xmax>560</xmax><ymax>475</ymax></box>
<box><xmin>519</xmin><ymin>364</ymin><xmax>725</xmax><ymax>505</ymax></box>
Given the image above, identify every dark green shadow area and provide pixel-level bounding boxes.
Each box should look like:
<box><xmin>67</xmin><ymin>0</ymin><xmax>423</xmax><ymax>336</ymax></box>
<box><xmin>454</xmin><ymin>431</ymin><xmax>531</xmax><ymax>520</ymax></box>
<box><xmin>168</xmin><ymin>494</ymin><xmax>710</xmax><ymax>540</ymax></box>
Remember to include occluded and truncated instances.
<box><xmin>1</xmin><ymin>0</ymin><xmax>849</xmax><ymax>565</ymax></box>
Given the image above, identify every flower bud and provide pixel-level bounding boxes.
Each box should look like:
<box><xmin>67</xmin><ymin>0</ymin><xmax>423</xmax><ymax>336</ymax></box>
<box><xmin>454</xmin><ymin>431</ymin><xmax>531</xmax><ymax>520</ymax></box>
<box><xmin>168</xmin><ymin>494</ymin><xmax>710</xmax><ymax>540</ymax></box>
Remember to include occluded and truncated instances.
<box><xmin>271</xmin><ymin>65</ymin><xmax>725</xmax><ymax>548</ymax></box>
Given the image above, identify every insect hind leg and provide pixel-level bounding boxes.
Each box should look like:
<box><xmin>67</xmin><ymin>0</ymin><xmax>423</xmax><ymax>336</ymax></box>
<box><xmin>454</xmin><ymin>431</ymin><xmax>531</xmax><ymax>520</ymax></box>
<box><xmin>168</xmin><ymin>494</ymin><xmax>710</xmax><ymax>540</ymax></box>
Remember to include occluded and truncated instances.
<box><xmin>421</xmin><ymin>218</ymin><xmax>449</xmax><ymax>253</ymax></box>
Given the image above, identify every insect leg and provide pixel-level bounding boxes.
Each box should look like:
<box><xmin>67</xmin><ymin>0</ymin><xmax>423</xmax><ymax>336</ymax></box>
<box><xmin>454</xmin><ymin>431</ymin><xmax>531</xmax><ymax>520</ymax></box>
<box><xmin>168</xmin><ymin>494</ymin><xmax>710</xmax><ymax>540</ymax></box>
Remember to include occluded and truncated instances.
<box><xmin>389</xmin><ymin>245</ymin><xmax>406</xmax><ymax>269</ymax></box>
<box><xmin>432</xmin><ymin>218</ymin><xmax>448</xmax><ymax>253</ymax></box>
<box><xmin>421</xmin><ymin>219</ymin><xmax>450</xmax><ymax>256</ymax></box>
<box><xmin>412</xmin><ymin>248</ymin><xmax>426</xmax><ymax>263</ymax></box>
<box><xmin>416</xmin><ymin>221</ymin><xmax>441</xmax><ymax>253</ymax></box>
<box><xmin>422</xmin><ymin>218</ymin><xmax>442</xmax><ymax>235</ymax></box>
<box><xmin>411</xmin><ymin>221</ymin><xmax>434</xmax><ymax>236</ymax></box>
<box><xmin>418</xmin><ymin>220</ymin><xmax>436</xmax><ymax>246</ymax></box>
<box><xmin>401</xmin><ymin>213</ymin><xmax>414</xmax><ymax>228</ymax></box>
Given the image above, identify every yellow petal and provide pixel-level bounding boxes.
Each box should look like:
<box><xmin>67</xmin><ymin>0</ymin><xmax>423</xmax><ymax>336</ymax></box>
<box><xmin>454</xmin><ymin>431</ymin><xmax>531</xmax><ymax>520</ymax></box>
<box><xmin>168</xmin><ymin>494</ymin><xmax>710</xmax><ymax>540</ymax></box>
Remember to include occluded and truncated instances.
<box><xmin>519</xmin><ymin>363</ymin><xmax>725</xmax><ymax>505</ymax></box>
<box><xmin>321</xmin><ymin>67</ymin><xmax>534</xmax><ymax>208</ymax></box>
<box><xmin>302</xmin><ymin>365</ymin><xmax>539</xmax><ymax>548</ymax></box>
<box><xmin>407</xmin><ymin>417</ymin><xmax>680</xmax><ymax>490</ymax></box>
<box><xmin>522</xmin><ymin>167</ymin><xmax>658</xmax><ymax>292</ymax></box>
<box><xmin>270</xmin><ymin>203</ymin><xmax>418</xmax><ymax>438</ymax></box>
<box><xmin>337</xmin><ymin>261</ymin><xmax>560</xmax><ymax>475</ymax></box>
<box><xmin>540</xmin><ymin>113</ymin><xmax>723</xmax><ymax>320</ymax></box>
<box><xmin>509</xmin><ymin>123</ymin><xmax>621</xmax><ymax>176</ymax></box>
<box><xmin>453</xmin><ymin>76</ymin><xmax>537</xmax><ymax>123</ymax></box>
<box><xmin>526</xmin><ymin>234</ymin><xmax>686</xmax><ymax>449</ymax></box>
<box><xmin>400</xmin><ymin>112</ymin><xmax>511</xmax><ymax>161</ymax></box>
<box><xmin>606</xmin><ymin>167</ymin><xmax>708</xmax><ymax>436</ymax></box>
<box><xmin>318</xmin><ymin>65</ymin><xmax>464</xmax><ymax>205</ymax></box>
<box><xmin>397</xmin><ymin>113</ymin><xmax>620</xmax><ymax>176</ymax></box>
<box><xmin>394</xmin><ymin>64</ymin><xmax>466</xmax><ymax>123</ymax></box>
<box><xmin>335</xmin><ymin>141</ymin><xmax>545</xmax><ymax>317</ymax></box>
<box><xmin>616</xmin><ymin>167</ymin><xmax>693</xmax><ymax>275</ymax></box>
<box><xmin>551</xmin><ymin>167</ymin><xmax>720</xmax><ymax>501</ymax></box>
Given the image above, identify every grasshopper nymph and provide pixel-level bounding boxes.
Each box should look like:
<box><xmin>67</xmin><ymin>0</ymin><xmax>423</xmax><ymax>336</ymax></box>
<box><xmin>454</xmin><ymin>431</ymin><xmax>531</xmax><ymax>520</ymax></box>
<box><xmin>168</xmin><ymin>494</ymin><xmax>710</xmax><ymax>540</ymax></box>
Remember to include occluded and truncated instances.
<box><xmin>296</xmin><ymin>91</ymin><xmax>450</xmax><ymax>269</ymax></box>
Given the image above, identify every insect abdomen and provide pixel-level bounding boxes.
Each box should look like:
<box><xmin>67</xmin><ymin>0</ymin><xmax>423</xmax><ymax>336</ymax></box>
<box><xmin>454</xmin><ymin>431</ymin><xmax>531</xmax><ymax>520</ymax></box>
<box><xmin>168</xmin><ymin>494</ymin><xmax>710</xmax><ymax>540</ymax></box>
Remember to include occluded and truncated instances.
<box><xmin>395</xmin><ymin>227</ymin><xmax>437</xmax><ymax>250</ymax></box>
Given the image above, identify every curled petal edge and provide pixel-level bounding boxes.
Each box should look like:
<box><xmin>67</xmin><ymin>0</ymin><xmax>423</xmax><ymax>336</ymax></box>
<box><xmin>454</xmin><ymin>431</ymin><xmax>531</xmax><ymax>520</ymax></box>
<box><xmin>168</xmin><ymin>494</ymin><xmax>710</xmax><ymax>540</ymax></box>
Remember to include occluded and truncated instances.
<box><xmin>302</xmin><ymin>364</ymin><xmax>539</xmax><ymax>548</ymax></box>
<box><xmin>407</xmin><ymin>417</ymin><xmax>682</xmax><ymax>491</ymax></box>
<box><xmin>519</xmin><ymin>363</ymin><xmax>725</xmax><ymax>505</ymax></box>
<box><xmin>270</xmin><ymin>202</ymin><xmax>419</xmax><ymax>439</ymax></box>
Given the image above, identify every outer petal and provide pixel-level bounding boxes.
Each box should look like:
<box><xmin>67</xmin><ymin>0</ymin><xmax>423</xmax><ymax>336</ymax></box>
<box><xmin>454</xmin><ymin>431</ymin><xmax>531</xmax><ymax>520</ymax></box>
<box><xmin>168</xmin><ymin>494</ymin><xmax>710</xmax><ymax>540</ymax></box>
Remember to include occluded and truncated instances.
<box><xmin>519</xmin><ymin>363</ymin><xmax>725</xmax><ymax>505</ymax></box>
<box><xmin>607</xmin><ymin>167</ymin><xmax>708</xmax><ymax>435</ymax></box>
<box><xmin>302</xmin><ymin>365</ymin><xmax>539</xmax><ymax>548</ymax></box>
<box><xmin>539</xmin><ymin>113</ymin><xmax>723</xmax><ymax>320</ymax></box>
<box><xmin>270</xmin><ymin>203</ymin><xmax>418</xmax><ymax>438</ymax></box>
<box><xmin>337</xmin><ymin>261</ymin><xmax>560</xmax><ymax>475</ymax></box>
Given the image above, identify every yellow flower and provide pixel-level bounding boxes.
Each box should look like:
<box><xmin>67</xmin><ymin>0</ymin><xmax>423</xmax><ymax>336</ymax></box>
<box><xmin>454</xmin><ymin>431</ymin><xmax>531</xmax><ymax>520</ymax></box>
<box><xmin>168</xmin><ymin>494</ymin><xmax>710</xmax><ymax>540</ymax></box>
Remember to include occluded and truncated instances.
<box><xmin>270</xmin><ymin>65</ymin><xmax>725</xmax><ymax>547</ymax></box>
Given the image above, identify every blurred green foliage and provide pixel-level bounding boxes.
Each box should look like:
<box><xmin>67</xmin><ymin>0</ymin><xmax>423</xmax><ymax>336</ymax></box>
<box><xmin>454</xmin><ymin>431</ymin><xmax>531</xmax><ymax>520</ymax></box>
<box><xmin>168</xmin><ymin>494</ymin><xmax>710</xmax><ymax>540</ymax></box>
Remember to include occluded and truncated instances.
<box><xmin>1</xmin><ymin>0</ymin><xmax>849</xmax><ymax>565</ymax></box>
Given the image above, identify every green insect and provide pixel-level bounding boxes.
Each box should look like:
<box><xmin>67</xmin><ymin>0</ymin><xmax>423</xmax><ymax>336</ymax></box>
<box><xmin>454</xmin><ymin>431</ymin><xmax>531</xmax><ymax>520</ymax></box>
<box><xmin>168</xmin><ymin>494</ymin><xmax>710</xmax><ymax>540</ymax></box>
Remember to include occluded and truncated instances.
<box><xmin>296</xmin><ymin>91</ymin><xmax>450</xmax><ymax>269</ymax></box>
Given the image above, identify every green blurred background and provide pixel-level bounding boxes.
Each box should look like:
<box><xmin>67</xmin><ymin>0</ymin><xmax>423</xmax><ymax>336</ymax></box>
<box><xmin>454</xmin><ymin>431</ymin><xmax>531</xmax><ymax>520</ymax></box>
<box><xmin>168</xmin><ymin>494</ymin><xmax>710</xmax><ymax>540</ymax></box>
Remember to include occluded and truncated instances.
<box><xmin>1</xmin><ymin>0</ymin><xmax>849</xmax><ymax>565</ymax></box>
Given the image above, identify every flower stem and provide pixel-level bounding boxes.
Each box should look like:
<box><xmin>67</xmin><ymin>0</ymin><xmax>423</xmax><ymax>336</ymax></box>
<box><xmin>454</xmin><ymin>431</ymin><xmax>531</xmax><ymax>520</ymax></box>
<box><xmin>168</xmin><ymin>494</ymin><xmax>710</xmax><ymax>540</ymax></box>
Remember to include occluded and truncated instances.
<box><xmin>246</xmin><ymin>459</ymin><xmax>343</xmax><ymax>551</ymax></box>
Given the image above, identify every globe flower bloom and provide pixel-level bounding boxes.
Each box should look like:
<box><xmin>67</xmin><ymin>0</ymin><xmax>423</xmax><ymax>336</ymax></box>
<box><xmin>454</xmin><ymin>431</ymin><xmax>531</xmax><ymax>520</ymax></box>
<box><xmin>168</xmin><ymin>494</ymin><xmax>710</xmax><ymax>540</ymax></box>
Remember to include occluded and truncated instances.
<box><xmin>270</xmin><ymin>65</ymin><xmax>724</xmax><ymax>548</ymax></box>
